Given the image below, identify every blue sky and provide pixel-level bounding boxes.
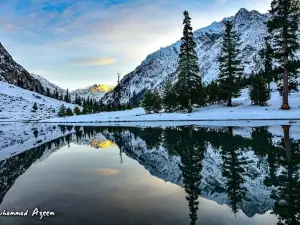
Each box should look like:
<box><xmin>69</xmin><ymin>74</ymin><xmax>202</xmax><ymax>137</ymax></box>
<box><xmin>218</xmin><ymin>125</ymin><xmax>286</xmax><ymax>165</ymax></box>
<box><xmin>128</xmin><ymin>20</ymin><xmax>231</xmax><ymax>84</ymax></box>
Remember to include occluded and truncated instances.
<box><xmin>0</xmin><ymin>0</ymin><xmax>271</xmax><ymax>90</ymax></box>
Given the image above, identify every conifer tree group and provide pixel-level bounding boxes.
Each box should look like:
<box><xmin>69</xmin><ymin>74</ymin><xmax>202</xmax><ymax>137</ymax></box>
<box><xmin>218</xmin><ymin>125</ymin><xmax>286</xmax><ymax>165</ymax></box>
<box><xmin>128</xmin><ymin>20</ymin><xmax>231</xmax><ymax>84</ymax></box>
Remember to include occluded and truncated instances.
<box><xmin>138</xmin><ymin>2</ymin><xmax>300</xmax><ymax>113</ymax></box>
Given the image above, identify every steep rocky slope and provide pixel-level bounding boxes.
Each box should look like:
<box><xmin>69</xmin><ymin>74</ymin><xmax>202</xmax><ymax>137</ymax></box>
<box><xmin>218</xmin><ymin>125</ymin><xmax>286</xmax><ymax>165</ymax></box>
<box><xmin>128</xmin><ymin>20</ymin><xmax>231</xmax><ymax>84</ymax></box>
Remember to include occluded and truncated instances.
<box><xmin>30</xmin><ymin>73</ymin><xmax>66</xmax><ymax>95</ymax></box>
<box><xmin>102</xmin><ymin>8</ymin><xmax>300</xmax><ymax>104</ymax></box>
<box><xmin>0</xmin><ymin>42</ymin><xmax>43</xmax><ymax>93</ymax></box>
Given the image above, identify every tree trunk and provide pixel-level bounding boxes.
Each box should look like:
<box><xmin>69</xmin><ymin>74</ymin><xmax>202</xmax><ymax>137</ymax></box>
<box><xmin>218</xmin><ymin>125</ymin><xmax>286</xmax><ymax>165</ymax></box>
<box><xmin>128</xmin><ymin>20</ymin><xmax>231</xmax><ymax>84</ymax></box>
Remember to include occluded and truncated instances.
<box><xmin>227</xmin><ymin>91</ymin><xmax>232</xmax><ymax>107</ymax></box>
<box><xmin>281</xmin><ymin>41</ymin><xmax>290</xmax><ymax>110</ymax></box>
<box><xmin>188</xmin><ymin>98</ymin><xmax>192</xmax><ymax>113</ymax></box>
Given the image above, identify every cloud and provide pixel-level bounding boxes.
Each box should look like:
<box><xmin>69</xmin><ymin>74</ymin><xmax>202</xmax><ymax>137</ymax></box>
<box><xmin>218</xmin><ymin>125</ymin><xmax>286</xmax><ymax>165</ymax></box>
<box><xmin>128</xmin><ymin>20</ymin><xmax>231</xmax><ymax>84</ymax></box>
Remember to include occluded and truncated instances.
<box><xmin>0</xmin><ymin>0</ymin><xmax>273</xmax><ymax>90</ymax></box>
<box><xmin>70</xmin><ymin>57</ymin><xmax>117</xmax><ymax>66</ymax></box>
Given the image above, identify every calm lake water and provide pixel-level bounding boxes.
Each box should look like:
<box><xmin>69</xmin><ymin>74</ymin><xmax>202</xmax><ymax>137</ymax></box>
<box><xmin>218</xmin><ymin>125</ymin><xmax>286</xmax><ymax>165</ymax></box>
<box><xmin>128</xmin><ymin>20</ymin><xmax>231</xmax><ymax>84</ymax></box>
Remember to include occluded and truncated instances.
<box><xmin>0</xmin><ymin>124</ymin><xmax>300</xmax><ymax>225</ymax></box>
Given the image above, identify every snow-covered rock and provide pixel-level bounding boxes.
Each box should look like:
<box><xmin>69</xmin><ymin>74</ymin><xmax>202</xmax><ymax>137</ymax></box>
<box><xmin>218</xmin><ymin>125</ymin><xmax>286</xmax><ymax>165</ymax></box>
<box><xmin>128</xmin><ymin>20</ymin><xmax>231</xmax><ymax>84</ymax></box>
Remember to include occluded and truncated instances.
<box><xmin>30</xmin><ymin>73</ymin><xmax>66</xmax><ymax>96</ymax></box>
<box><xmin>102</xmin><ymin>8</ymin><xmax>299</xmax><ymax>104</ymax></box>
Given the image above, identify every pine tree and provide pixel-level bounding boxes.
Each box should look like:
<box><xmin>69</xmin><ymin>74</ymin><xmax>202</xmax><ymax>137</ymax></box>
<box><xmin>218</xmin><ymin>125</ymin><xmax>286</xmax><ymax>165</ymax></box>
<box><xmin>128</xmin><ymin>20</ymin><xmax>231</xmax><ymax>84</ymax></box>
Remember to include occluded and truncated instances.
<box><xmin>217</xmin><ymin>20</ymin><xmax>243</xmax><ymax>107</ymax></box>
<box><xmin>249</xmin><ymin>70</ymin><xmax>271</xmax><ymax>106</ymax></box>
<box><xmin>175</xmin><ymin>11</ymin><xmax>205</xmax><ymax>112</ymax></box>
<box><xmin>32</xmin><ymin>102</ymin><xmax>38</xmax><ymax>111</ymax></box>
<box><xmin>74</xmin><ymin>106</ymin><xmax>81</xmax><ymax>115</ymax></box>
<box><xmin>46</xmin><ymin>88</ymin><xmax>50</xmax><ymax>97</ymax></box>
<box><xmin>64</xmin><ymin>89</ymin><xmax>70</xmax><ymax>103</ymax></box>
<box><xmin>142</xmin><ymin>90</ymin><xmax>154</xmax><ymax>114</ymax></box>
<box><xmin>74</xmin><ymin>93</ymin><xmax>78</xmax><ymax>105</ymax></box>
<box><xmin>58</xmin><ymin>104</ymin><xmax>66</xmax><ymax>117</ymax></box>
<box><xmin>162</xmin><ymin>78</ymin><xmax>177</xmax><ymax>112</ymax></box>
<box><xmin>141</xmin><ymin>90</ymin><xmax>162</xmax><ymax>113</ymax></box>
<box><xmin>66</xmin><ymin>107</ymin><xmax>73</xmax><ymax>116</ymax></box>
<box><xmin>151</xmin><ymin>90</ymin><xmax>162</xmax><ymax>113</ymax></box>
<box><xmin>207</xmin><ymin>81</ymin><xmax>219</xmax><ymax>104</ymax></box>
<box><xmin>267</xmin><ymin>0</ymin><xmax>300</xmax><ymax>110</ymax></box>
<box><xmin>82</xmin><ymin>106</ymin><xmax>87</xmax><ymax>115</ymax></box>
<box><xmin>55</xmin><ymin>87</ymin><xmax>59</xmax><ymax>99</ymax></box>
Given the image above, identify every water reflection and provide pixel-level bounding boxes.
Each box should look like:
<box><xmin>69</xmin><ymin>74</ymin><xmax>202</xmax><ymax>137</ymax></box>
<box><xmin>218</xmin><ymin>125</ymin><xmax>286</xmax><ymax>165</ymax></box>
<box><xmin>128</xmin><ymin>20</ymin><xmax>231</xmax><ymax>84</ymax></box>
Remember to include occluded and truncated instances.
<box><xmin>0</xmin><ymin>124</ymin><xmax>299</xmax><ymax>225</ymax></box>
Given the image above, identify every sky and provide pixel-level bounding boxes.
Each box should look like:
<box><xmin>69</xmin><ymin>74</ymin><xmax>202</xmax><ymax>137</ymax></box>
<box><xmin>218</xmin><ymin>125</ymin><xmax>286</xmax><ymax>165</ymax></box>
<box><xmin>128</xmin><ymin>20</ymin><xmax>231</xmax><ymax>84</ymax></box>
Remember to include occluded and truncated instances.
<box><xmin>0</xmin><ymin>0</ymin><xmax>271</xmax><ymax>91</ymax></box>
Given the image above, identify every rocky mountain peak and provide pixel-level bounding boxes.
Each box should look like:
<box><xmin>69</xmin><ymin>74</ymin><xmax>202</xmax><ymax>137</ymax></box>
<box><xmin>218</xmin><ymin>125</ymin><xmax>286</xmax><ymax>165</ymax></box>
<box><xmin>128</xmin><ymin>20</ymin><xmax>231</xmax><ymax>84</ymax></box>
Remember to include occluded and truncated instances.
<box><xmin>102</xmin><ymin>8</ymin><xmax>285</xmax><ymax>105</ymax></box>
<box><xmin>0</xmin><ymin>42</ymin><xmax>43</xmax><ymax>93</ymax></box>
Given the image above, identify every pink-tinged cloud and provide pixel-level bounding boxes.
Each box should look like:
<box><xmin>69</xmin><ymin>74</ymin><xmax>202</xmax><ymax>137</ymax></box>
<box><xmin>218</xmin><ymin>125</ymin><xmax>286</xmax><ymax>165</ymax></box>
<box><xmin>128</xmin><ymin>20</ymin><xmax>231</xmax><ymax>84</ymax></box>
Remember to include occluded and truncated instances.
<box><xmin>70</xmin><ymin>57</ymin><xmax>117</xmax><ymax>66</ymax></box>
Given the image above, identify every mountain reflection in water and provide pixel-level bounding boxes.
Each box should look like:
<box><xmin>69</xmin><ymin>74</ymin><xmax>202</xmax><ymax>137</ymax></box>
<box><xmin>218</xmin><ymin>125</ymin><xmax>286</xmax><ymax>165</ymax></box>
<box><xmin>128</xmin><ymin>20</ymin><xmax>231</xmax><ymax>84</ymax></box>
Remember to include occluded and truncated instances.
<box><xmin>0</xmin><ymin>124</ymin><xmax>299</xmax><ymax>225</ymax></box>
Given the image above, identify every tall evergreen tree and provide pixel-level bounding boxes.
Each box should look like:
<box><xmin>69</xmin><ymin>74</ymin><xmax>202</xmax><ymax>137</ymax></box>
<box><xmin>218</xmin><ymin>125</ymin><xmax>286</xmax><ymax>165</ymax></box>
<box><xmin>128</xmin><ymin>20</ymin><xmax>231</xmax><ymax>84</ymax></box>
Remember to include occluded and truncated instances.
<box><xmin>249</xmin><ymin>70</ymin><xmax>271</xmax><ymax>106</ymax></box>
<box><xmin>175</xmin><ymin>11</ymin><xmax>205</xmax><ymax>112</ymax></box>
<box><xmin>65</xmin><ymin>89</ymin><xmax>70</xmax><ymax>103</ymax></box>
<box><xmin>267</xmin><ymin>0</ymin><xmax>300</xmax><ymax>110</ymax></box>
<box><xmin>55</xmin><ymin>87</ymin><xmax>59</xmax><ymax>99</ymax></box>
<box><xmin>46</xmin><ymin>88</ymin><xmax>50</xmax><ymax>97</ymax></box>
<box><xmin>217</xmin><ymin>20</ymin><xmax>243</xmax><ymax>107</ymax></box>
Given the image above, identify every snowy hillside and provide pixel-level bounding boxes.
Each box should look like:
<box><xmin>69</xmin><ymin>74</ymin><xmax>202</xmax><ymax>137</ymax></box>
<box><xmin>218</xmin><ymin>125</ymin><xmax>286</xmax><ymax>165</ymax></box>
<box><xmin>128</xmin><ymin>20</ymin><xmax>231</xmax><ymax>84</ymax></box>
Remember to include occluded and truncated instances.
<box><xmin>30</xmin><ymin>73</ymin><xmax>66</xmax><ymax>95</ymax></box>
<box><xmin>0</xmin><ymin>81</ymin><xmax>78</xmax><ymax>121</ymax></box>
<box><xmin>102</xmin><ymin>8</ymin><xmax>300</xmax><ymax>104</ymax></box>
<box><xmin>70</xmin><ymin>84</ymin><xmax>114</xmax><ymax>101</ymax></box>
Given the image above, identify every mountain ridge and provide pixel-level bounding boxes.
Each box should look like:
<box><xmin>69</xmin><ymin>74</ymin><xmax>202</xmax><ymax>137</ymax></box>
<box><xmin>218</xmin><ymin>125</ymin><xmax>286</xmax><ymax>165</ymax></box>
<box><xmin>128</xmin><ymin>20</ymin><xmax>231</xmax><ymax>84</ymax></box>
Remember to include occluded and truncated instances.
<box><xmin>101</xmin><ymin>8</ymin><xmax>294</xmax><ymax>105</ymax></box>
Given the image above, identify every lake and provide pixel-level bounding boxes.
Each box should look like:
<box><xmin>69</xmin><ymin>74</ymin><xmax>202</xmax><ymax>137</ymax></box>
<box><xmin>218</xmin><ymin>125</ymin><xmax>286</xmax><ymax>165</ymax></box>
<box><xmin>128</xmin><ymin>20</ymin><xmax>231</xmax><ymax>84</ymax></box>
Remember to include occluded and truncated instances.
<box><xmin>0</xmin><ymin>123</ymin><xmax>299</xmax><ymax>225</ymax></box>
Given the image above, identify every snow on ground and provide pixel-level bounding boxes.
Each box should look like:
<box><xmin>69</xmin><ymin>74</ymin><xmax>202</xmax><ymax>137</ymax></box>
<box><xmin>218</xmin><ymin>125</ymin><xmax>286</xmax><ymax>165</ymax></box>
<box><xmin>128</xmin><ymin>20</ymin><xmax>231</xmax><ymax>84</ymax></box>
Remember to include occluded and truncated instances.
<box><xmin>0</xmin><ymin>122</ymin><xmax>74</xmax><ymax>160</ymax></box>
<box><xmin>0</xmin><ymin>81</ymin><xmax>79</xmax><ymax>121</ymax></box>
<box><xmin>42</xmin><ymin>88</ymin><xmax>300</xmax><ymax>124</ymax></box>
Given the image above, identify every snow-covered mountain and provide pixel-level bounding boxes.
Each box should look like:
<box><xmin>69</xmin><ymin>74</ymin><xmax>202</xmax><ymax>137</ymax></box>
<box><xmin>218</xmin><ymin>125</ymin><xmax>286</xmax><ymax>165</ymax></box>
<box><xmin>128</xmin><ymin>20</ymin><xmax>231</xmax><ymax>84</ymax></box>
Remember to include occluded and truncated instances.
<box><xmin>30</xmin><ymin>73</ymin><xmax>66</xmax><ymax>95</ymax></box>
<box><xmin>102</xmin><ymin>8</ymin><xmax>300</xmax><ymax>104</ymax></box>
<box><xmin>70</xmin><ymin>84</ymin><xmax>114</xmax><ymax>101</ymax></box>
<box><xmin>0</xmin><ymin>42</ymin><xmax>44</xmax><ymax>93</ymax></box>
<box><xmin>0</xmin><ymin>81</ymin><xmax>78</xmax><ymax>121</ymax></box>
<box><xmin>30</xmin><ymin>73</ymin><xmax>114</xmax><ymax>101</ymax></box>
